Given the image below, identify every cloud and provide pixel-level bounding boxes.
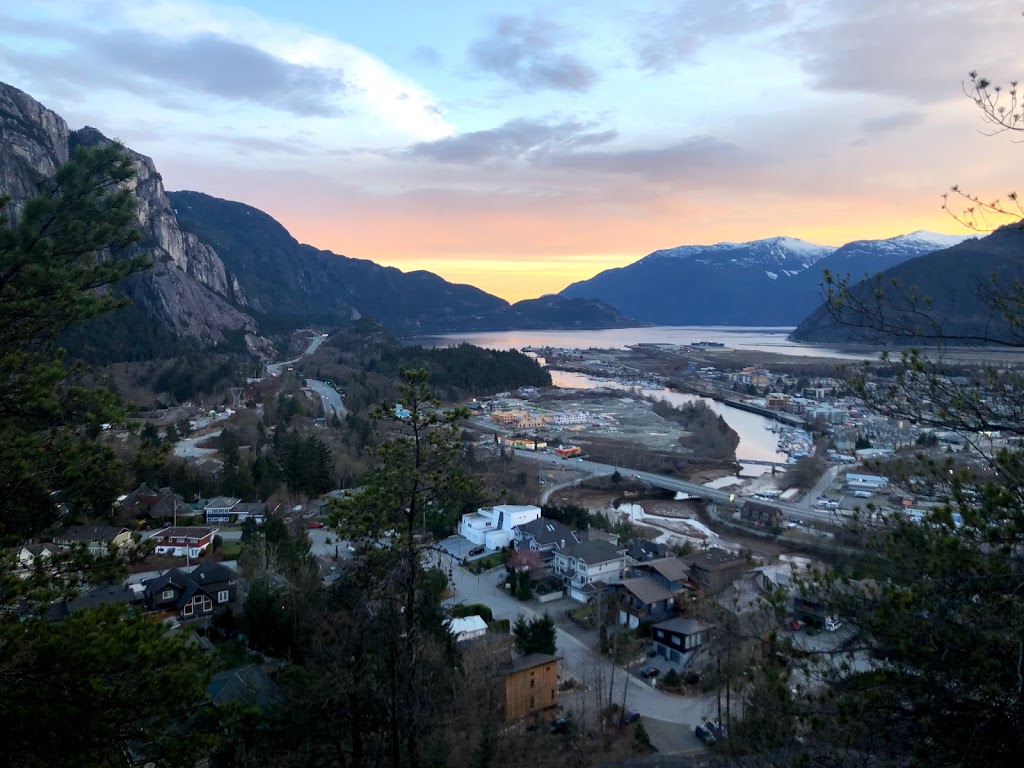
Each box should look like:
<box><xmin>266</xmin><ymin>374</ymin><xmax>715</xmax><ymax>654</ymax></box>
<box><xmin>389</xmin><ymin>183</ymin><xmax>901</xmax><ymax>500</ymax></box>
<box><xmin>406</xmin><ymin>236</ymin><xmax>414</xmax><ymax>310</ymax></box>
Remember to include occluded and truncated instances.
<box><xmin>468</xmin><ymin>15</ymin><xmax>597</xmax><ymax>93</ymax></box>
<box><xmin>634</xmin><ymin>0</ymin><xmax>791</xmax><ymax>73</ymax></box>
<box><xmin>404</xmin><ymin>118</ymin><xmax>616</xmax><ymax>164</ymax></box>
<box><xmin>787</xmin><ymin>0</ymin><xmax>1021</xmax><ymax>103</ymax></box>
<box><xmin>543</xmin><ymin>135</ymin><xmax>761</xmax><ymax>181</ymax></box>
<box><xmin>861</xmin><ymin>111</ymin><xmax>924</xmax><ymax>134</ymax></box>
<box><xmin>93</xmin><ymin>32</ymin><xmax>349</xmax><ymax>116</ymax></box>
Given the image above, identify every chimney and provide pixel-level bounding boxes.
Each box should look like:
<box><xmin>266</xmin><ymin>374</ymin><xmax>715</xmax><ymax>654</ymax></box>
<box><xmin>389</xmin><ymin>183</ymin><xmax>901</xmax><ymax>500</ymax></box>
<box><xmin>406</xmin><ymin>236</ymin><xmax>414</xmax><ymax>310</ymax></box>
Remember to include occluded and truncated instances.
<box><xmin>560</xmin><ymin>539</ymin><xmax>565</xmax><ymax>549</ymax></box>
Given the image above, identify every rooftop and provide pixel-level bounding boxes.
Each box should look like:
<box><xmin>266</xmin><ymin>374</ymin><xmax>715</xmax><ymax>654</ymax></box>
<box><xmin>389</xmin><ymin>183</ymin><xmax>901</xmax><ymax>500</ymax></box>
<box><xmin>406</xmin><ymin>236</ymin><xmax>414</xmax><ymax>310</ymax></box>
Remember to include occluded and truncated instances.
<box><xmin>516</xmin><ymin>517</ymin><xmax>578</xmax><ymax>547</ymax></box>
<box><xmin>618</xmin><ymin>577</ymin><xmax>673</xmax><ymax>605</ymax></box>
<box><xmin>639</xmin><ymin>556</ymin><xmax>689</xmax><ymax>583</ymax></box>
<box><xmin>560</xmin><ymin>539</ymin><xmax>624</xmax><ymax>565</ymax></box>
<box><xmin>504</xmin><ymin>652</ymin><xmax>561</xmax><ymax>675</ymax></box>
<box><xmin>654</xmin><ymin>617</ymin><xmax>712</xmax><ymax>635</ymax></box>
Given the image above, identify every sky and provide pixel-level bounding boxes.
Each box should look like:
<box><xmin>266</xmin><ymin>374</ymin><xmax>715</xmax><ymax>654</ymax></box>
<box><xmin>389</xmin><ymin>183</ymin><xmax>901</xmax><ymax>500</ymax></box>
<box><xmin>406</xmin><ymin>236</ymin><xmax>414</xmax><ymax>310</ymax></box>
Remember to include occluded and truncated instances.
<box><xmin>1</xmin><ymin>0</ymin><xmax>1022</xmax><ymax>302</ymax></box>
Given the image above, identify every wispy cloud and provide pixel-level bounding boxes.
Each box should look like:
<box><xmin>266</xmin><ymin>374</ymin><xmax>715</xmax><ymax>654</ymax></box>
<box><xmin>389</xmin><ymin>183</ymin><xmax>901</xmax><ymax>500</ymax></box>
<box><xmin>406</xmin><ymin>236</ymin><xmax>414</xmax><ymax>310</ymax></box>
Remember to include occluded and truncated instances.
<box><xmin>468</xmin><ymin>15</ymin><xmax>597</xmax><ymax>93</ymax></box>
<box><xmin>404</xmin><ymin>118</ymin><xmax>615</xmax><ymax>164</ymax></box>
<box><xmin>634</xmin><ymin>0</ymin><xmax>791</xmax><ymax>73</ymax></box>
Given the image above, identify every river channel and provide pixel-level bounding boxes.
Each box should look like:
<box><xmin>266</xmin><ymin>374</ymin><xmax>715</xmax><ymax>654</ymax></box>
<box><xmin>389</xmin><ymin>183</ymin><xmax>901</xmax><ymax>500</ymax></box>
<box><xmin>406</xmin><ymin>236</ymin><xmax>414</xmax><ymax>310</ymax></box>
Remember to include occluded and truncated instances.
<box><xmin>550</xmin><ymin>369</ymin><xmax>788</xmax><ymax>465</ymax></box>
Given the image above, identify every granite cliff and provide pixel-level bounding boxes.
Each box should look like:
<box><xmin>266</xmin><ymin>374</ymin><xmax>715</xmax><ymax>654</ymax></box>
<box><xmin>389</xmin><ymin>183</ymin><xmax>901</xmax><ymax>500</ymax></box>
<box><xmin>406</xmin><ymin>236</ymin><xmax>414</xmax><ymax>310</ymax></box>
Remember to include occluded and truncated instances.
<box><xmin>0</xmin><ymin>82</ymin><xmax>267</xmax><ymax>355</ymax></box>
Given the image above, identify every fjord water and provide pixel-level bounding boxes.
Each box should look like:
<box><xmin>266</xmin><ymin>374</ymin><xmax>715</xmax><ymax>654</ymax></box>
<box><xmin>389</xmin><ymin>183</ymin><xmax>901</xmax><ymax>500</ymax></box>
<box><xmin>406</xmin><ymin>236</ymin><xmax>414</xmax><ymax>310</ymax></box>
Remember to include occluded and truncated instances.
<box><xmin>415</xmin><ymin>325</ymin><xmax>872</xmax><ymax>360</ymax></box>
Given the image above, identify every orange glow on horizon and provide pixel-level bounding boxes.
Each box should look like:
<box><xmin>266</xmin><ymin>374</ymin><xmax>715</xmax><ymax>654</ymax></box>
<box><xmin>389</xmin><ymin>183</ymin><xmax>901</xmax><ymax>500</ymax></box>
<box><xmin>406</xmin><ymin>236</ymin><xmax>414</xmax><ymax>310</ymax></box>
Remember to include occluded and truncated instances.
<box><xmin>251</xmin><ymin>192</ymin><xmax>970</xmax><ymax>303</ymax></box>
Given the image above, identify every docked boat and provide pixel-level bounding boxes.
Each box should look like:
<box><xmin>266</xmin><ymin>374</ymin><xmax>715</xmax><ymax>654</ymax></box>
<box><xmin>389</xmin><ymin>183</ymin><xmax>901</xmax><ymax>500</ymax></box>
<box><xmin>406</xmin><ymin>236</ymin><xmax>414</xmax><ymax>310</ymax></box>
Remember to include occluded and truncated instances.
<box><xmin>691</xmin><ymin>339</ymin><xmax>726</xmax><ymax>348</ymax></box>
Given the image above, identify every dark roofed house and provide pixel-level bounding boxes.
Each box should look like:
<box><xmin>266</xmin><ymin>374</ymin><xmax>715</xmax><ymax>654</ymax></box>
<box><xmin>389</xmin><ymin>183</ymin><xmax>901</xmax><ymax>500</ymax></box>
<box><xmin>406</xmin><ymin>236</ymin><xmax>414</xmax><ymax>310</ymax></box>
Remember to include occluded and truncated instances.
<box><xmin>148</xmin><ymin>493</ymin><xmax>193</xmax><ymax>522</ymax></box>
<box><xmin>45</xmin><ymin>584</ymin><xmax>143</xmax><ymax>622</ymax></box>
<box><xmin>554</xmin><ymin>539</ymin><xmax>626</xmax><ymax>603</ymax></box>
<box><xmin>513</xmin><ymin>517</ymin><xmax>579</xmax><ymax>566</ymax></box>
<box><xmin>615</xmin><ymin>556</ymin><xmax>695</xmax><ymax>628</ymax></box>
<box><xmin>652</xmin><ymin>616</ymin><xmax>713</xmax><ymax>665</ymax></box>
<box><xmin>207</xmin><ymin>665</ymin><xmax>280</xmax><ymax>709</ymax></box>
<box><xmin>233</xmin><ymin>502</ymin><xmax>267</xmax><ymax>524</ymax></box>
<box><xmin>52</xmin><ymin>525</ymin><xmax>133</xmax><ymax>557</ymax></box>
<box><xmin>626</xmin><ymin>540</ymin><xmax>669</xmax><ymax>563</ymax></box>
<box><xmin>144</xmin><ymin>561</ymin><xmax>237</xmax><ymax>620</ymax></box>
<box><xmin>687</xmin><ymin>548</ymin><xmax>749</xmax><ymax>593</ymax></box>
<box><xmin>616</xmin><ymin>577</ymin><xmax>675</xmax><ymax>628</ymax></box>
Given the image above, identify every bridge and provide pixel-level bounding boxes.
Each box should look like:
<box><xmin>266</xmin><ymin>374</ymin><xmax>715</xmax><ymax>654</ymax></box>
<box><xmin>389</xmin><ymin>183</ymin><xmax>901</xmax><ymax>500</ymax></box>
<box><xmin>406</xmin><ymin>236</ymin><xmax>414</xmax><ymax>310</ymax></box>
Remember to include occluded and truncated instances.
<box><xmin>736</xmin><ymin>458</ymin><xmax>789</xmax><ymax>468</ymax></box>
<box><xmin>514</xmin><ymin>451</ymin><xmax>839</xmax><ymax>525</ymax></box>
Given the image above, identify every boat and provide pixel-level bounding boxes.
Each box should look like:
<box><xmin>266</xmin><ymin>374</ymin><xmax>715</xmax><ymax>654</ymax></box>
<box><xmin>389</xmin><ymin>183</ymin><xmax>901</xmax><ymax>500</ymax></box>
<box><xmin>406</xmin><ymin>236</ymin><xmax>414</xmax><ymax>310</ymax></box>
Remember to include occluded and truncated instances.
<box><xmin>691</xmin><ymin>339</ymin><xmax>726</xmax><ymax>348</ymax></box>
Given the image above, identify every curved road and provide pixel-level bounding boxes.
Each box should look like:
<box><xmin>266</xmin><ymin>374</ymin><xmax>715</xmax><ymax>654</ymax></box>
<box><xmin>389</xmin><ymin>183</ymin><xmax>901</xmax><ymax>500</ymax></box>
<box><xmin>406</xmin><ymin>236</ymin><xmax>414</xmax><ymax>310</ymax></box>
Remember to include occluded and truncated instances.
<box><xmin>307</xmin><ymin>378</ymin><xmax>347</xmax><ymax>418</ymax></box>
<box><xmin>514</xmin><ymin>451</ymin><xmax>839</xmax><ymax>525</ymax></box>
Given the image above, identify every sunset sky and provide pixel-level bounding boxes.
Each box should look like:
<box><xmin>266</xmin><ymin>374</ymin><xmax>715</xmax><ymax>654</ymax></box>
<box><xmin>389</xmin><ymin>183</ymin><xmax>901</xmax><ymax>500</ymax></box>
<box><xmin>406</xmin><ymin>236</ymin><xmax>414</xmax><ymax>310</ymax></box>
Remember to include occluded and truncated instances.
<box><xmin>2</xmin><ymin>0</ymin><xmax>1021</xmax><ymax>301</ymax></box>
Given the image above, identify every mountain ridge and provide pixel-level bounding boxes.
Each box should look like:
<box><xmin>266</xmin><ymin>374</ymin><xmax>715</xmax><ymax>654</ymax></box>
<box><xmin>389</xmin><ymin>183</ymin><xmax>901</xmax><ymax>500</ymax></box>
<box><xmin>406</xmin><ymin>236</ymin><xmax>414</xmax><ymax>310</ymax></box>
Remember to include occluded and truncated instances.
<box><xmin>560</xmin><ymin>231</ymin><xmax>972</xmax><ymax>326</ymax></box>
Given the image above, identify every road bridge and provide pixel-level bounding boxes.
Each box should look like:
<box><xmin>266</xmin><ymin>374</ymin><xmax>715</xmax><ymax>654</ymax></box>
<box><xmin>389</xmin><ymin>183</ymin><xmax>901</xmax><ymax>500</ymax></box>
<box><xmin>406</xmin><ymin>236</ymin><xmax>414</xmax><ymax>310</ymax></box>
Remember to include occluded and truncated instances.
<box><xmin>513</xmin><ymin>451</ymin><xmax>841</xmax><ymax>525</ymax></box>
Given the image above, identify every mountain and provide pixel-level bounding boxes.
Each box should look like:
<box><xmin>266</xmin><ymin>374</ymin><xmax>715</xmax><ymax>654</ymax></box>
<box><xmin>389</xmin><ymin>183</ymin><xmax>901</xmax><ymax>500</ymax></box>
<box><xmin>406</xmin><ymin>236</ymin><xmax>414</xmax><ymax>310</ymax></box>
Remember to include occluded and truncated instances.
<box><xmin>166</xmin><ymin>190</ymin><xmax>506</xmax><ymax>334</ymax></box>
<box><xmin>1</xmin><ymin>81</ymin><xmax>638</xmax><ymax>361</ymax></box>
<box><xmin>1</xmin><ymin>82</ymin><xmax>267</xmax><ymax>357</ymax></box>
<box><xmin>792</xmin><ymin>227</ymin><xmax>1022</xmax><ymax>344</ymax></box>
<box><xmin>560</xmin><ymin>233</ymin><xmax>972</xmax><ymax>326</ymax></box>
<box><xmin>168</xmin><ymin>191</ymin><xmax>638</xmax><ymax>334</ymax></box>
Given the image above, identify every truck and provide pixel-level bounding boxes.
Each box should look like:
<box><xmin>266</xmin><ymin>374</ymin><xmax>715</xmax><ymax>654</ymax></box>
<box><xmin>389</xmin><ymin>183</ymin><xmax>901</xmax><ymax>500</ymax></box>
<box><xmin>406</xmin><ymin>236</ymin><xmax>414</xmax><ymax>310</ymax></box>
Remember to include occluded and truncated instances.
<box><xmin>853</xmin><ymin>490</ymin><xmax>873</xmax><ymax>499</ymax></box>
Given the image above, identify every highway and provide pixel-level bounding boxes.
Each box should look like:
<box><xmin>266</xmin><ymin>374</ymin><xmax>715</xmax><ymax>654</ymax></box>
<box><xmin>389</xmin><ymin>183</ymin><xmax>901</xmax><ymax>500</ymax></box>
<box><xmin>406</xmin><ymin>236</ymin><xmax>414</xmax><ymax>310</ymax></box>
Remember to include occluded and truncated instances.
<box><xmin>513</xmin><ymin>451</ymin><xmax>842</xmax><ymax>525</ymax></box>
<box><xmin>307</xmin><ymin>378</ymin><xmax>347</xmax><ymax>418</ymax></box>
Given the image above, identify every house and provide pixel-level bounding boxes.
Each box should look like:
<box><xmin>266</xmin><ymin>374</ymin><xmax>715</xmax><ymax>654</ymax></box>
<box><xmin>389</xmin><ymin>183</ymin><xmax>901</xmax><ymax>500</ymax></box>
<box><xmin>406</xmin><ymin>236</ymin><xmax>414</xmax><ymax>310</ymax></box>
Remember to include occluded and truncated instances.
<box><xmin>52</xmin><ymin>525</ymin><xmax>133</xmax><ymax>557</ymax></box>
<box><xmin>203</xmin><ymin>497</ymin><xmax>241</xmax><ymax>525</ymax></box>
<box><xmin>143</xmin><ymin>561</ymin><xmax>238</xmax><ymax>620</ymax></box>
<box><xmin>651</xmin><ymin>617</ymin><xmax>712</xmax><ymax>664</ymax></box>
<box><xmin>45</xmin><ymin>584</ymin><xmax>142</xmax><ymax>621</ymax></box>
<box><xmin>616</xmin><ymin>556</ymin><xmax>693</xmax><ymax>627</ymax></box>
<box><xmin>616</xmin><ymin>577</ymin><xmax>675</xmax><ymax>628</ymax></box>
<box><xmin>149</xmin><ymin>526</ymin><xmax>219</xmax><ymax>558</ymax></box>
<box><xmin>554</xmin><ymin>539</ymin><xmax>626</xmax><ymax>602</ymax></box>
<box><xmin>449</xmin><ymin>615</ymin><xmax>489</xmax><ymax>643</ymax></box>
<box><xmin>207</xmin><ymin>665</ymin><xmax>280</xmax><ymax>709</ymax></box>
<box><xmin>459</xmin><ymin>504</ymin><xmax>541</xmax><ymax>549</ymax></box>
<box><xmin>625</xmin><ymin>539</ymin><xmax>669</xmax><ymax>563</ymax></box>
<box><xmin>233</xmin><ymin>502</ymin><xmax>267</xmax><ymax>524</ymax></box>
<box><xmin>118</xmin><ymin>482</ymin><xmax>160</xmax><ymax>513</ymax></box>
<box><xmin>687</xmin><ymin>548</ymin><xmax>749</xmax><ymax>593</ymax></box>
<box><xmin>502</xmin><ymin>653</ymin><xmax>561</xmax><ymax>722</ymax></box>
<box><xmin>16</xmin><ymin>543</ymin><xmax>60</xmax><ymax>571</ymax></box>
<box><xmin>147</xmin><ymin>493</ymin><xmax>193</xmax><ymax>522</ymax></box>
<box><xmin>513</xmin><ymin>517</ymin><xmax>579</xmax><ymax>566</ymax></box>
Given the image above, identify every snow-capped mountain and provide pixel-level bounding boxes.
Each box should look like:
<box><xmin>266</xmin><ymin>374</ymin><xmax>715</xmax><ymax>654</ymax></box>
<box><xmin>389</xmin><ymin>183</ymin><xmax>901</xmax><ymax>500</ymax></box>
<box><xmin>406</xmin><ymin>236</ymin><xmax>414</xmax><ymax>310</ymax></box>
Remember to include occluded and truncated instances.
<box><xmin>559</xmin><ymin>231</ymin><xmax>973</xmax><ymax>326</ymax></box>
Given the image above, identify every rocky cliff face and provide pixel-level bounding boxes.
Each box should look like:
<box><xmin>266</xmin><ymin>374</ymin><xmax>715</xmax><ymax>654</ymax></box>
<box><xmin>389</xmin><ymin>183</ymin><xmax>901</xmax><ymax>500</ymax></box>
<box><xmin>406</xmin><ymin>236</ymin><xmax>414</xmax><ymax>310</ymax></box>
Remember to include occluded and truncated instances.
<box><xmin>0</xmin><ymin>83</ymin><xmax>268</xmax><ymax>355</ymax></box>
<box><xmin>0</xmin><ymin>83</ymin><xmax>70</xmax><ymax>216</ymax></box>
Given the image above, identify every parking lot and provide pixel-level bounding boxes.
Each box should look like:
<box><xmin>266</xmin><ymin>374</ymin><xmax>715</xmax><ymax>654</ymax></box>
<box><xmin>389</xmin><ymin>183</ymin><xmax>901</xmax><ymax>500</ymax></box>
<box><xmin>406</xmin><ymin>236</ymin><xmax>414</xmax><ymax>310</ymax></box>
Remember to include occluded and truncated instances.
<box><xmin>436</xmin><ymin>535</ymin><xmax>494</xmax><ymax>563</ymax></box>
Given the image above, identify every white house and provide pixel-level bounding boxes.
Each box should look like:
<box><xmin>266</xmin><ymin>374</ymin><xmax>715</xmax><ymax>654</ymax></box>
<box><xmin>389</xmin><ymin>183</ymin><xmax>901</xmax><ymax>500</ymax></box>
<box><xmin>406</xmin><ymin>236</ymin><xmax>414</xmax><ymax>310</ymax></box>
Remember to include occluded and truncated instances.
<box><xmin>554</xmin><ymin>540</ymin><xmax>627</xmax><ymax>603</ymax></box>
<box><xmin>459</xmin><ymin>504</ymin><xmax>541</xmax><ymax>549</ymax></box>
<box><xmin>845</xmin><ymin>473</ymin><xmax>889</xmax><ymax>490</ymax></box>
<box><xmin>448</xmin><ymin>615</ymin><xmax>489</xmax><ymax>643</ymax></box>
<box><xmin>150</xmin><ymin>526</ymin><xmax>219</xmax><ymax>558</ymax></box>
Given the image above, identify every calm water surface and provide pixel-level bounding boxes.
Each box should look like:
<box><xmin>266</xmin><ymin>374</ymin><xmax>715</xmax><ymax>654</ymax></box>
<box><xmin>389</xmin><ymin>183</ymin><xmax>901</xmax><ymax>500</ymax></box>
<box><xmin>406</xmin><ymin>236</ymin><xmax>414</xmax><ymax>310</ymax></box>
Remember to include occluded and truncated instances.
<box><xmin>413</xmin><ymin>325</ymin><xmax>874</xmax><ymax>361</ymax></box>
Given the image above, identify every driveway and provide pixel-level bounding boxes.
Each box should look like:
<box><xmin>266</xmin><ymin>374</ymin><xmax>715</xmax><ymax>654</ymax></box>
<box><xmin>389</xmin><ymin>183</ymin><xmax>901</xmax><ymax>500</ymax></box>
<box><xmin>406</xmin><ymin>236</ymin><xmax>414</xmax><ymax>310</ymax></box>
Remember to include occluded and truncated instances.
<box><xmin>438</xmin><ymin>554</ymin><xmax>718</xmax><ymax>727</ymax></box>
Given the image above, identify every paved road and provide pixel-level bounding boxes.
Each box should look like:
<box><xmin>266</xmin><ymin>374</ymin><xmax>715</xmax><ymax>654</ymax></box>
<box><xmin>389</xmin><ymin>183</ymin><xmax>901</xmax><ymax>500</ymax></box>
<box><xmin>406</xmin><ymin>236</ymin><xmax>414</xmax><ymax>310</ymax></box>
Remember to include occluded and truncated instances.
<box><xmin>266</xmin><ymin>334</ymin><xmax>327</xmax><ymax>376</ymax></box>
<box><xmin>514</xmin><ymin>451</ymin><xmax>840</xmax><ymax>525</ymax></box>
<box><xmin>434</xmin><ymin>539</ymin><xmax>717</xmax><ymax>727</ymax></box>
<box><xmin>307</xmin><ymin>379</ymin><xmax>347</xmax><ymax>418</ymax></box>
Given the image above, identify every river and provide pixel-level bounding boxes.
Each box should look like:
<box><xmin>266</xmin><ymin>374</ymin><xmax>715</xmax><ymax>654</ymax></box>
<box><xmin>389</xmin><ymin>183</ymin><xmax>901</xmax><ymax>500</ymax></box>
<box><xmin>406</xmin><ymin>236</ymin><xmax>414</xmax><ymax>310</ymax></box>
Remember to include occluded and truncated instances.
<box><xmin>550</xmin><ymin>370</ymin><xmax>788</xmax><ymax>465</ymax></box>
<box><xmin>411</xmin><ymin>325</ymin><xmax>873</xmax><ymax>360</ymax></box>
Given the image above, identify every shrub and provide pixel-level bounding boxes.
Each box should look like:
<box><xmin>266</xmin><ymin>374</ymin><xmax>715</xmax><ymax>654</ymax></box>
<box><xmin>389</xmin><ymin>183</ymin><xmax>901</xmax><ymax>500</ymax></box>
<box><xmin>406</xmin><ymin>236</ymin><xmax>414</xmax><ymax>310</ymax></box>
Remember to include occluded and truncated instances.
<box><xmin>633</xmin><ymin>720</ymin><xmax>655</xmax><ymax>752</ymax></box>
<box><xmin>662</xmin><ymin>668</ymin><xmax>682</xmax><ymax>688</ymax></box>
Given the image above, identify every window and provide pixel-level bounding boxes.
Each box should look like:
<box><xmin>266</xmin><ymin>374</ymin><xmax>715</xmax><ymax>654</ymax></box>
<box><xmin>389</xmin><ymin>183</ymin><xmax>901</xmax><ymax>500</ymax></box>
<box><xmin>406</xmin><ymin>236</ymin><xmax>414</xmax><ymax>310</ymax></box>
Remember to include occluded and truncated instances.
<box><xmin>671</xmin><ymin>635</ymin><xmax>681</xmax><ymax>646</ymax></box>
<box><xmin>161</xmin><ymin>589</ymin><xmax>174</xmax><ymax>600</ymax></box>
<box><xmin>218</xmin><ymin>590</ymin><xmax>229</xmax><ymax>603</ymax></box>
<box><xmin>530</xmin><ymin>678</ymin><xmax>535</xmax><ymax>688</ymax></box>
<box><xmin>183</xmin><ymin>600</ymin><xmax>194</xmax><ymax>617</ymax></box>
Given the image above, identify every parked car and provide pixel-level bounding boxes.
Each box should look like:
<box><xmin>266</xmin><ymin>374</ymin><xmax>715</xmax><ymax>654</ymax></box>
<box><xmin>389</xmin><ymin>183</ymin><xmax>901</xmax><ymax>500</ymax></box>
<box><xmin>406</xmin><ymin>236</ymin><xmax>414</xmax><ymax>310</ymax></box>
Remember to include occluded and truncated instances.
<box><xmin>825</xmin><ymin>616</ymin><xmax>843</xmax><ymax>632</ymax></box>
<box><xmin>705</xmin><ymin>719</ymin><xmax>728</xmax><ymax>740</ymax></box>
<box><xmin>307</xmin><ymin>520</ymin><xmax>325</xmax><ymax>529</ymax></box>
<box><xmin>639</xmin><ymin>666</ymin><xmax>659</xmax><ymax>679</ymax></box>
<box><xmin>695</xmin><ymin>723</ymin><xmax>717</xmax><ymax>746</ymax></box>
<box><xmin>620</xmin><ymin>708</ymin><xmax>641</xmax><ymax>725</ymax></box>
<box><xmin>468</xmin><ymin>546</ymin><xmax>486</xmax><ymax>557</ymax></box>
